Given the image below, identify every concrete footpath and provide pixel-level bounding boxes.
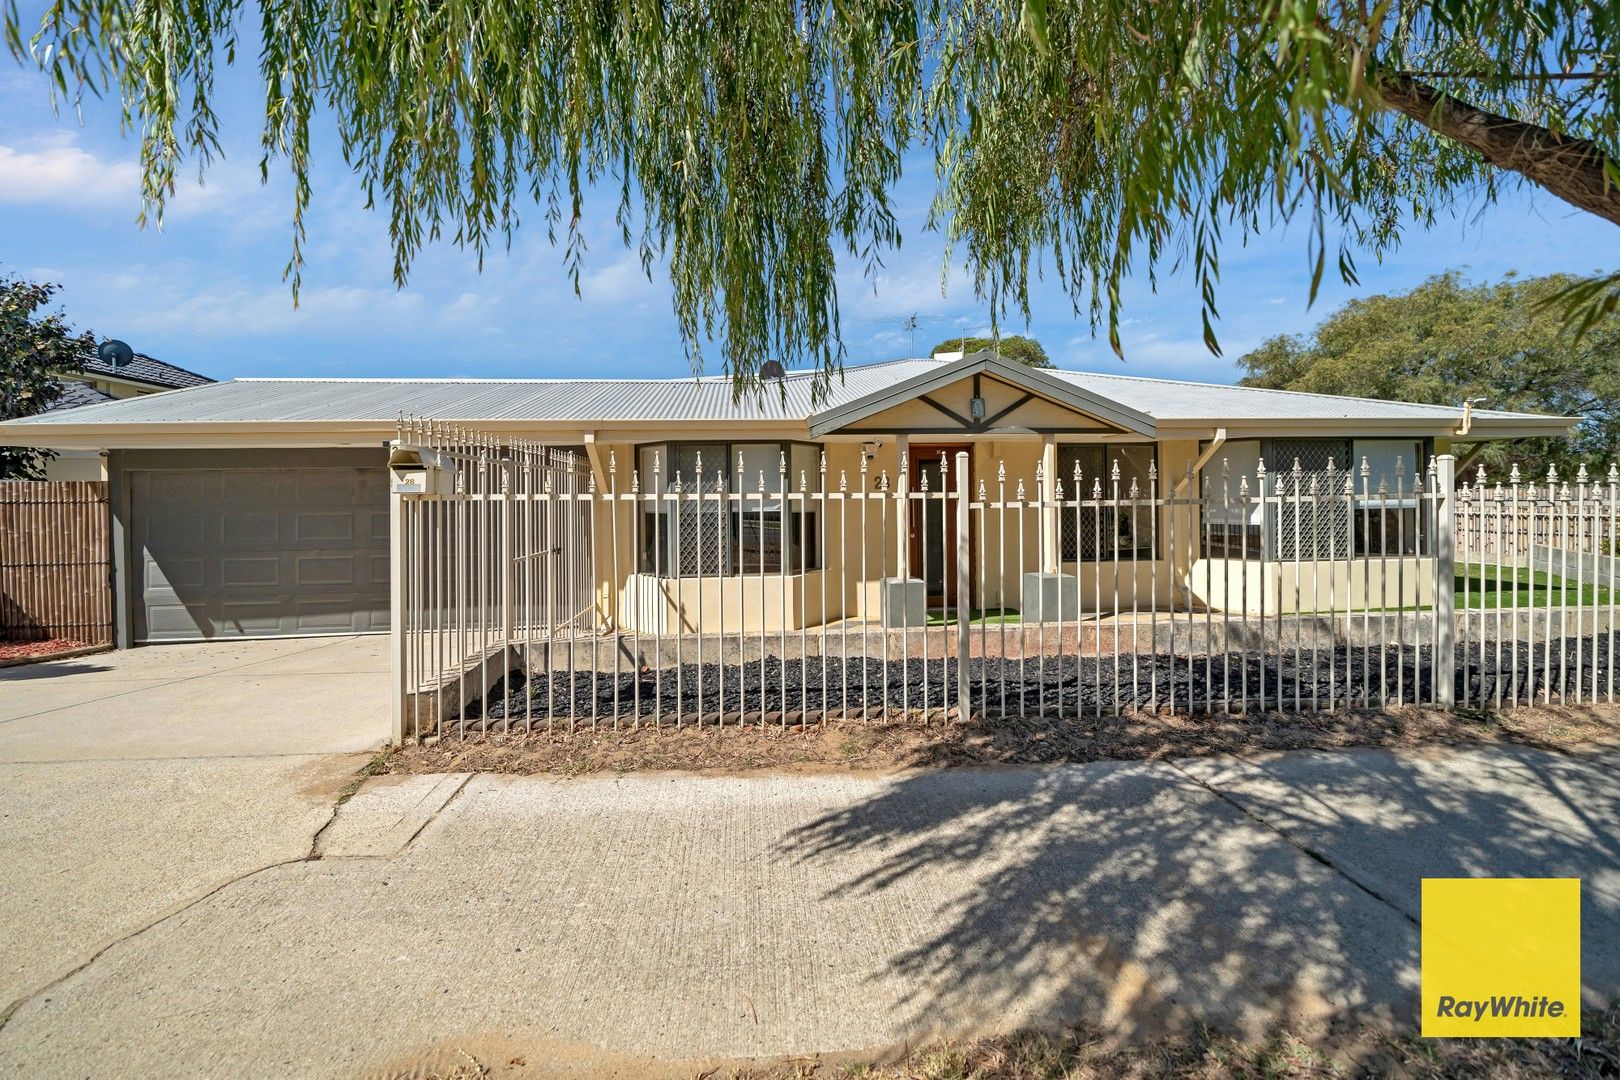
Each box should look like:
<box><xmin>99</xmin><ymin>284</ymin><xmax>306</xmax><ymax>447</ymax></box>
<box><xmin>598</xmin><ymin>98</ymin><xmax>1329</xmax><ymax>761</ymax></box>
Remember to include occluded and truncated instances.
<box><xmin>1</xmin><ymin>726</ymin><xmax>1616</xmax><ymax>1075</ymax></box>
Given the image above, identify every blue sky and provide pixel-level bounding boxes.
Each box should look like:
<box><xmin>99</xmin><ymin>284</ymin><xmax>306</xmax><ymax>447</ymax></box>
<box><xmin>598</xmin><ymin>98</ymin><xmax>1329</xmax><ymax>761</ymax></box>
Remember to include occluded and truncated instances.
<box><xmin>1</xmin><ymin>48</ymin><xmax>1614</xmax><ymax>386</ymax></box>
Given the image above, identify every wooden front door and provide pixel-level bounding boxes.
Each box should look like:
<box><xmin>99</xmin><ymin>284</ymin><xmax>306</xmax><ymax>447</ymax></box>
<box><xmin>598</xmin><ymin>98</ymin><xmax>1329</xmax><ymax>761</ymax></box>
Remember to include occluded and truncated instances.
<box><xmin>908</xmin><ymin>445</ymin><xmax>972</xmax><ymax>609</ymax></box>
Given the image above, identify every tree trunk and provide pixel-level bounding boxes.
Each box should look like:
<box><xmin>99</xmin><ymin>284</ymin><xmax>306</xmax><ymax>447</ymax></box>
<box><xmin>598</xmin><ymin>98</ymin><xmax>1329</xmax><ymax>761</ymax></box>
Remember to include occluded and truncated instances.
<box><xmin>1374</xmin><ymin>72</ymin><xmax>1620</xmax><ymax>227</ymax></box>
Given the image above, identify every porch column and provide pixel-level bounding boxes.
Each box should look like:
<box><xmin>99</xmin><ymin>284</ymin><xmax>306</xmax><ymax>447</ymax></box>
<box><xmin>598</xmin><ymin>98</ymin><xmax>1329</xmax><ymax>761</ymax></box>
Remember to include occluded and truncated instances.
<box><xmin>1041</xmin><ymin>434</ymin><xmax>1059</xmax><ymax>574</ymax></box>
<box><xmin>896</xmin><ymin>433</ymin><xmax>909</xmax><ymax>578</ymax></box>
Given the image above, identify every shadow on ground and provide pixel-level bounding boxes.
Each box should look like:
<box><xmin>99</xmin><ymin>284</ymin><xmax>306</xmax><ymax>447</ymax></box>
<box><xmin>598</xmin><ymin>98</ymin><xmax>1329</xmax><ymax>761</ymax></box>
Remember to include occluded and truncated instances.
<box><xmin>773</xmin><ymin>745</ymin><xmax>1620</xmax><ymax>1045</ymax></box>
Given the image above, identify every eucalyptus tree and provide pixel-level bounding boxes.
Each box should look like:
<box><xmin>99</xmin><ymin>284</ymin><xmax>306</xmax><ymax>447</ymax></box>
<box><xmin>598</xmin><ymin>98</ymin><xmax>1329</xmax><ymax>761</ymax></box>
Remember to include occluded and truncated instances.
<box><xmin>9</xmin><ymin>1</ymin><xmax>1617</xmax><ymax>395</ymax></box>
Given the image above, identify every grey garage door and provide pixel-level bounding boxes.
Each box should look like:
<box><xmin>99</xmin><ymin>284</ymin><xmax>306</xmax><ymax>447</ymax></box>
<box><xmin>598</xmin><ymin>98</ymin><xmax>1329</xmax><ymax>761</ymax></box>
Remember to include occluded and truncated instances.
<box><xmin>131</xmin><ymin>465</ymin><xmax>389</xmax><ymax>642</ymax></box>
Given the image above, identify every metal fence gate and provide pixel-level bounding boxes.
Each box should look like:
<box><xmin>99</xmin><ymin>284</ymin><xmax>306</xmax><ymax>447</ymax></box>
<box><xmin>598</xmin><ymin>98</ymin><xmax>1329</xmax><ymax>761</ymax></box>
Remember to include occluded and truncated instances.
<box><xmin>389</xmin><ymin>423</ymin><xmax>1620</xmax><ymax>743</ymax></box>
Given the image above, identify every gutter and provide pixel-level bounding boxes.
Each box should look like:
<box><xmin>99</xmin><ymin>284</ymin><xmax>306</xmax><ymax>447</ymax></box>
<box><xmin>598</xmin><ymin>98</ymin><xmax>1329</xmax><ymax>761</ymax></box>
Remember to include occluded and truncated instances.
<box><xmin>1175</xmin><ymin>428</ymin><xmax>1227</xmax><ymax>495</ymax></box>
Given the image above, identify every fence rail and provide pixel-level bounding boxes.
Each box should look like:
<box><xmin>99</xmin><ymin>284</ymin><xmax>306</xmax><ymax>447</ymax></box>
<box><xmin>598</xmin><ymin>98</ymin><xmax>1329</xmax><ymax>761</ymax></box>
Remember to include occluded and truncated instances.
<box><xmin>389</xmin><ymin>423</ymin><xmax>1619</xmax><ymax>743</ymax></box>
<box><xmin>0</xmin><ymin>480</ymin><xmax>113</xmax><ymax>644</ymax></box>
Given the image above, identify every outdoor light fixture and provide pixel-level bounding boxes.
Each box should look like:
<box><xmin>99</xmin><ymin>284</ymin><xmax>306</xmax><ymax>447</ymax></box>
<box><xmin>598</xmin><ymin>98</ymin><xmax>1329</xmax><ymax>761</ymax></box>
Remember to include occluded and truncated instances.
<box><xmin>970</xmin><ymin>396</ymin><xmax>986</xmax><ymax>420</ymax></box>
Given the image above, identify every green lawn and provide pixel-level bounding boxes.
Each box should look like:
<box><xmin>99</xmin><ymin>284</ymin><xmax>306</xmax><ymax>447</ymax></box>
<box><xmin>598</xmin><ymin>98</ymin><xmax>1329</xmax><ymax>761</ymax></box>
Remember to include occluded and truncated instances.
<box><xmin>925</xmin><ymin>608</ymin><xmax>1025</xmax><ymax>626</ymax></box>
<box><xmin>911</xmin><ymin>566</ymin><xmax>1609</xmax><ymax>623</ymax></box>
<box><xmin>1456</xmin><ymin>563</ymin><xmax>1613</xmax><ymax>609</ymax></box>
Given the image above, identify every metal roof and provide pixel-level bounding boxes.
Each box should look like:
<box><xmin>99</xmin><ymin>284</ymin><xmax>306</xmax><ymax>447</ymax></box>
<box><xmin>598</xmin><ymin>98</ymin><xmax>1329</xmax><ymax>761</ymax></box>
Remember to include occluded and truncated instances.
<box><xmin>74</xmin><ymin>348</ymin><xmax>214</xmax><ymax>390</ymax></box>
<box><xmin>6</xmin><ymin>358</ymin><xmax>942</xmax><ymax>426</ymax></box>
<box><xmin>1049</xmin><ymin>368</ymin><xmax>1546</xmax><ymax>422</ymax></box>
<box><xmin>2</xmin><ymin>356</ymin><xmax>1572</xmax><ymax>435</ymax></box>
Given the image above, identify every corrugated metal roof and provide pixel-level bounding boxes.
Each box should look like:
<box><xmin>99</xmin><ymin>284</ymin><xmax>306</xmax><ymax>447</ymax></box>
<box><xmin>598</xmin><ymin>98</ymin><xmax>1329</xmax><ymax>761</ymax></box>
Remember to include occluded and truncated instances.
<box><xmin>7</xmin><ymin>359</ymin><xmax>942</xmax><ymax>425</ymax></box>
<box><xmin>1048</xmin><ymin>369</ymin><xmax>1545</xmax><ymax>422</ymax></box>
<box><xmin>4</xmin><ymin>356</ymin><xmax>1563</xmax><ymax>427</ymax></box>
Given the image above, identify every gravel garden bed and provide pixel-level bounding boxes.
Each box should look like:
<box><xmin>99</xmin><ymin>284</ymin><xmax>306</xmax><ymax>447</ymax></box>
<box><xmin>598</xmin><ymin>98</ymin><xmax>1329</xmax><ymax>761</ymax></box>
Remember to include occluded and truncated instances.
<box><xmin>461</xmin><ymin>636</ymin><xmax>1620</xmax><ymax>727</ymax></box>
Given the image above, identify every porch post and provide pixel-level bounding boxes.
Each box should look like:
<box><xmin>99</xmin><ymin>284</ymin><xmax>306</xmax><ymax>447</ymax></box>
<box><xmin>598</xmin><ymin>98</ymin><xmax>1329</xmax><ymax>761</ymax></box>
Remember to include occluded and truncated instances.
<box><xmin>1434</xmin><ymin>453</ymin><xmax>1457</xmax><ymax>709</ymax></box>
<box><xmin>896</xmin><ymin>433</ymin><xmax>909</xmax><ymax>578</ymax></box>
<box><xmin>1041</xmin><ymin>434</ymin><xmax>1059</xmax><ymax>573</ymax></box>
<box><xmin>955</xmin><ymin>451</ymin><xmax>971</xmax><ymax>717</ymax></box>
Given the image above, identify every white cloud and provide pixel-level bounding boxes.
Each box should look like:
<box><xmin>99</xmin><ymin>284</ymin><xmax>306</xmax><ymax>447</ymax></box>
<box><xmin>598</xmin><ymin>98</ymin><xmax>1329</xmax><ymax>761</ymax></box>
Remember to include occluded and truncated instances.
<box><xmin>0</xmin><ymin>137</ymin><xmax>139</xmax><ymax>206</ymax></box>
<box><xmin>580</xmin><ymin>254</ymin><xmax>662</xmax><ymax>306</ymax></box>
<box><xmin>102</xmin><ymin>278</ymin><xmax>429</xmax><ymax>338</ymax></box>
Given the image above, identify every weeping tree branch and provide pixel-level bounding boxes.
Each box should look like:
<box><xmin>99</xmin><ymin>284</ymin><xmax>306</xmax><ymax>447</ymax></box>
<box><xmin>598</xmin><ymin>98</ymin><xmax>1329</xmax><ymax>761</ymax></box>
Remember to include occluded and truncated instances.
<box><xmin>1372</xmin><ymin>71</ymin><xmax>1620</xmax><ymax>227</ymax></box>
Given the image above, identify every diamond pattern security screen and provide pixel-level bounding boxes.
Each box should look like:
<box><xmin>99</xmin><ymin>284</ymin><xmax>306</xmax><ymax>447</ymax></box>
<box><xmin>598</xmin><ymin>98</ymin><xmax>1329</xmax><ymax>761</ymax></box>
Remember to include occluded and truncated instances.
<box><xmin>1267</xmin><ymin>439</ymin><xmax>1353</xmax><ymax>560</ymax></box>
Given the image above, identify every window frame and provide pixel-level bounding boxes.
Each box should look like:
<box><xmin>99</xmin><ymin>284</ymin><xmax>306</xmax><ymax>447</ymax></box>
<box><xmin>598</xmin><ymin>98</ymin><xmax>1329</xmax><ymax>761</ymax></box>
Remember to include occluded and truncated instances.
<box><xmin>1197</xmin><ymin>436</ymin><xmax>1434</xmax><ymax>560</ymax></box>
<box><xmin>1055</xmin><ymin>442</ymin><xmax>1159</xmax><ymax>562</ymax></box>
<box><xmin>636</xmin><ymin>439</ymin><xmax>823</xmax><ymax>576</ymax></box>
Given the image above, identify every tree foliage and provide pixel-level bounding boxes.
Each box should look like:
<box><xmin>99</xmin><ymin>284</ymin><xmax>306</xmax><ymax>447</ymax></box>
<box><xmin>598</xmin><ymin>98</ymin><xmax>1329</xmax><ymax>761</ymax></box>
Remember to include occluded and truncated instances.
<box><xmin>8</xmin><ymin>1</ymin><xmax>1619</xmax><ymax>398</ymax></box>
<box><xmin>0</xmin><ymin>276</ymin><xmax>90</xmax><ymax>480</ymax></box>
<box><xmin>1238</xmin><ymin>271</ymin><xmax>1619</xmax><ymax>478</ymax></box>
<box><xmin>929</xmin><ymin>334</ymin><xmax>1052</xmax><ymax>368</ymax></box>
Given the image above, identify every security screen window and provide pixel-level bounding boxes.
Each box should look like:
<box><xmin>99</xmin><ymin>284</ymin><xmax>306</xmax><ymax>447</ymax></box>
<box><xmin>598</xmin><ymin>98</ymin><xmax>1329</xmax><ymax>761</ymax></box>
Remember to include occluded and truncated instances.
<box><xmin>1057</xmin><ymin>444</ymin><xmax>1156</xmax><ymax>561</ymax></box>
<box><xmin>1198</xmin><ymin>438</ymin><xmax>1429</xmax><ymax>558</ymax></box>
<box><xmin>637</xmin><ymin>441</ymin><xmax>821</xmax><ymax>574</ymax></box>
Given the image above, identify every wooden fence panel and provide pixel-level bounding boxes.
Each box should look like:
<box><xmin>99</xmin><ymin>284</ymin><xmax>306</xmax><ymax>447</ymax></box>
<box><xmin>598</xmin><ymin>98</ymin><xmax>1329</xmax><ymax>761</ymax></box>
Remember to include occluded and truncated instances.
<box><xmin>0</xmin><ymin>481</ymin><xmax>113</xmax><ymax>644</ymax></box>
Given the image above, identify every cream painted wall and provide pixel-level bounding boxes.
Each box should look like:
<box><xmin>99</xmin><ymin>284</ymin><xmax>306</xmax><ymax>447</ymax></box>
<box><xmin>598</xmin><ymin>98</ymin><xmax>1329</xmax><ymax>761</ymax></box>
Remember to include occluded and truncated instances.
<box><xmin>579</xmin><ymin>434</ymin><xmax>1428</xmax><ymax>628</ymax></box>
<box><xmin>42</xmin><ymin>450</ymin><xmax>107</xmax><ymax>482</ymax></box>
<box><xmin>1189</xmin><ymin>556</ymin><xmax>1438</xmax><ymax>615</ymax></box>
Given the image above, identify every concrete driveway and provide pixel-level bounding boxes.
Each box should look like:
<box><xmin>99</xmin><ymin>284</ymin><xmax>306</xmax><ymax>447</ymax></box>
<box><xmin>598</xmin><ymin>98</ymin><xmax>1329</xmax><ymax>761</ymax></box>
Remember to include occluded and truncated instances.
<box><xmin>0</xmin><ymin>635</ymin><xmax>389</xmax><ymax>1012</ymax></box>
<box><xmin>0</xmin><ymin>692</ymin><xmax>1615</xmax><ymax>1079</ymax></box>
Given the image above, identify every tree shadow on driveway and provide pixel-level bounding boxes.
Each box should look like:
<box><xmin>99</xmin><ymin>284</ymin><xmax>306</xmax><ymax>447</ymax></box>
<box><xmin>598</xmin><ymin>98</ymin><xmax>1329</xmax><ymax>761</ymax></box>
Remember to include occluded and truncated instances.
<box><xmin>774</xmin><ymin>745</ymin><xmax>1620</xmax><ymax>1046</ymax></box>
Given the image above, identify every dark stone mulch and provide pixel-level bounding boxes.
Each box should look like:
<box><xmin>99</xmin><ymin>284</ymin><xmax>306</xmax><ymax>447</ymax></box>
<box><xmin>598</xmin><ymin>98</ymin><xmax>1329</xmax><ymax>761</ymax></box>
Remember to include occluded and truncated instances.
<box><xmin>465</xmin><ymin>636</ymin><xmax>1620</xmax><ymax>723</ymax></box>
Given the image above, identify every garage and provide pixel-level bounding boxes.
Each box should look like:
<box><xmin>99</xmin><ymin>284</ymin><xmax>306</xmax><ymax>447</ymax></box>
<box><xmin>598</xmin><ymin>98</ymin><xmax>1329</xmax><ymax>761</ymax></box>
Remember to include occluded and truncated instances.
<box><xmin>120</xmin><ymin>449</ymin><xmax>389</xmax><ymax>643</ymax></box>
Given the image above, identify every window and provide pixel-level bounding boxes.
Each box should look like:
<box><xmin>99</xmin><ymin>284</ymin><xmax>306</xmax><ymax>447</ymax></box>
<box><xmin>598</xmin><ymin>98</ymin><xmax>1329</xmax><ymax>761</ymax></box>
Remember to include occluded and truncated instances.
<box><xmin>1352</xmin><ymin>439</ymin><xmax>1429</xmax><ymax>555</ymax></box>
<box><xmin>1056</xmin><ymin>444</ymin><xmax>1156</xmax><ymax>561</ymax></box>
<box><xmin>1201</xmin><ymin>440</ymin><xmax>1263</xmax><ymax>558</ymax></box>
<box><xmin>637</xmin><ymin>441</ymin><xmax>822</xmax><ymax>575</ymax></box>
<box><xmin>1197</xmin><ymin>437</ymin><xmax>1431</xmax><ymax>559</ymax></box>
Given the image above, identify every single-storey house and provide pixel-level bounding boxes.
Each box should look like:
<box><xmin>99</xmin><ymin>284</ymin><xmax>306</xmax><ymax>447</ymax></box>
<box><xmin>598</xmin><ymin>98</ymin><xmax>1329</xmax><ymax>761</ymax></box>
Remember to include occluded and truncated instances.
<box><xmin>0</xmin><ymin>352</ymin><xmax>1574</xmax><ymax>647</ymax></box>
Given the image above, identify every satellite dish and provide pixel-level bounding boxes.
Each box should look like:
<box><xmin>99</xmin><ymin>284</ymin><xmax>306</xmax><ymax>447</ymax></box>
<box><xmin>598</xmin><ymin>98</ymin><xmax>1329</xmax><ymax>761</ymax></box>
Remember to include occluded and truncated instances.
<box><xmin>760</xmin><ymin>359</ymin><xmax>786</xmax><ymax>380</ymax></box>
<box><xmin>98</xmin><ymin>339</ymin><xmax>135</xmax><ymax>368</ymax></box>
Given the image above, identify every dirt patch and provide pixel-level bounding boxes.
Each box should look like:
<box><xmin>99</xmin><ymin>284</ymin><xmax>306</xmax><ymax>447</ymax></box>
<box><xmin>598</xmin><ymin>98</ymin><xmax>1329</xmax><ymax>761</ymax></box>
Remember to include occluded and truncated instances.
<box><xmin>388</xmin><ymin>702</ymin><xmax>1620</xmax><ymax>778</ymax></box>
<box><xmin>364</xmin><ymin>1005</ymin><xmax>1619</xmax><ymax>1079</ymax></box>
<box><xmin>726</xmin><ymin>1003</ymin><xmax>1620</xmax><ymax>1078</ymax></box>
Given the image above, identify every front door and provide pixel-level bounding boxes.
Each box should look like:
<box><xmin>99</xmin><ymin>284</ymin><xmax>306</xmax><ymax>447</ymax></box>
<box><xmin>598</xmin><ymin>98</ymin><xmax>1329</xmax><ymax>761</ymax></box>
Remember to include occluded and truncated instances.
<box><xmin>908</xmin><ymin>445</ymin><xmax>972</xmax><ymax>610</ymax></box>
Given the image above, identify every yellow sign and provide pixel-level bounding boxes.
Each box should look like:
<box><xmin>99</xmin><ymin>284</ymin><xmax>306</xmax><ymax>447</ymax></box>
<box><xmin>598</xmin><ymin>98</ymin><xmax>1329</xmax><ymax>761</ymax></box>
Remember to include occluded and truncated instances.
<box><xmin>1421</xmin><ymin>877</ymin><xmax>1580</xmax><ymax>1037</ymax></box>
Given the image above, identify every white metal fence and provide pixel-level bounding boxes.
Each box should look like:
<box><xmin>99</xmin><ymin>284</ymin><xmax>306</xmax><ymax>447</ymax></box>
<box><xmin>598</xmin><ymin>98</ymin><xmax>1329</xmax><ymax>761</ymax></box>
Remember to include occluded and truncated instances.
<box><xmin>388</xmin><ymin>422</ymin><xmax>1619</xmax><ymax>742</ymax></box>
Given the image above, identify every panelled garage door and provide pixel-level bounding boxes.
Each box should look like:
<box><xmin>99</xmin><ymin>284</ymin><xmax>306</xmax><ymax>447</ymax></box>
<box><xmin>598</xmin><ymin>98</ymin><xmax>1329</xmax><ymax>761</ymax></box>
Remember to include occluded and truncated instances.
<box><xmin>130</xmin><ymin>463</ymin><xmax>389</xmax><ymax>642</ymax></box>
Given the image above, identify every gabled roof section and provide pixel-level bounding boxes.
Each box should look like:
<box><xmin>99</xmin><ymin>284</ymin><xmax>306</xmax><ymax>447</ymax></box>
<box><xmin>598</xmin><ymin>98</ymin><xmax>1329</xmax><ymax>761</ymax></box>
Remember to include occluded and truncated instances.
<box><xmin>807</xmin><ymin>352</ymin><xmax>1158</xmax><ymax>438</ymax></box>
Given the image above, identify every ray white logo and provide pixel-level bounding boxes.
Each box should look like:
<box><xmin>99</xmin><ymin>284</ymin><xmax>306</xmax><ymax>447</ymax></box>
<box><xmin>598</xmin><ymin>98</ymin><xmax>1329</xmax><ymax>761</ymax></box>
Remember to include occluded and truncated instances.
<box><xmin>1433</xmin><ymin>994</ymin><xmax>1569</xmax><ymax>1022</ymax></box>
<box><xmin>1422</xmin><ymin>878</ymin><xmax>1580</xmax><ymax>1038</ymax></box>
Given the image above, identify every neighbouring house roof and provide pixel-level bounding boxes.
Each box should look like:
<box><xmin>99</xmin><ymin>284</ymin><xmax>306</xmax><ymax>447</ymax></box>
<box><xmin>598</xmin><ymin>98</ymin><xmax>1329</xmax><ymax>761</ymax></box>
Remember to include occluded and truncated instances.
<box><xmin>0</xmin><ymin>354</ymin><xmax>1577</xmax><ymax>449</ymax></box>
<box><xmin>41</xmin><ymin>380</ymin><xmax>118</xmax><ymax>413</ymax></box>
<box><xmin>69</xmin><ymin>348</ymin><xmax>215</xmax><ymax>392</ymax></box>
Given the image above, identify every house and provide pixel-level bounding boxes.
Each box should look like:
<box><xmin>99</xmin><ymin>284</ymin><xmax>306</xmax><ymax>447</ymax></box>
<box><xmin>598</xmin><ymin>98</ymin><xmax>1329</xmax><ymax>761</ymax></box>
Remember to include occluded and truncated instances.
<box><xmin>0</xmin><ymin>352</ymin><xmax>1574</xmax><ymax>649</ymax></box>
<box><xmin>39</xmin><ymin>347</ymin><xmax>215</xmax><ymax>481</ymax></box>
